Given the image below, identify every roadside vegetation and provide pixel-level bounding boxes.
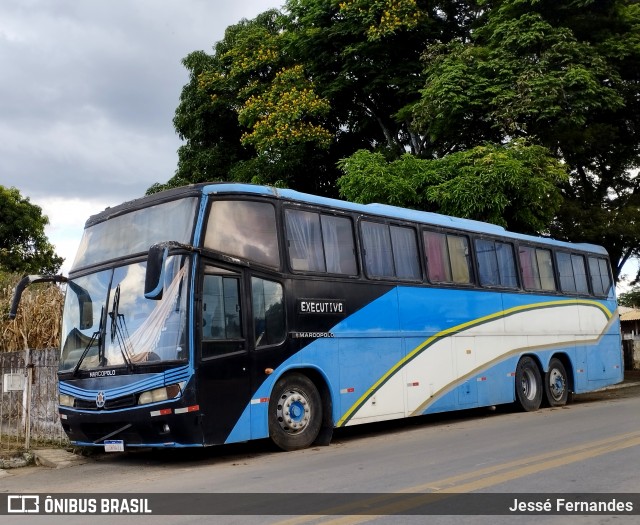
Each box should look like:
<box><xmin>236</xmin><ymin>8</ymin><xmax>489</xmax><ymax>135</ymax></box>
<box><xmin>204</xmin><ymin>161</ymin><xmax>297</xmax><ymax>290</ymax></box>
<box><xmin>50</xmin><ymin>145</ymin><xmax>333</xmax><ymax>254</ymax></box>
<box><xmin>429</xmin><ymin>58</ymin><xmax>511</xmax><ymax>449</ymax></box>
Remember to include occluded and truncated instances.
<box><xmin>0</xmin><ymin>272</ymin><xmax>63</xmax><ymax>352</ymax></box>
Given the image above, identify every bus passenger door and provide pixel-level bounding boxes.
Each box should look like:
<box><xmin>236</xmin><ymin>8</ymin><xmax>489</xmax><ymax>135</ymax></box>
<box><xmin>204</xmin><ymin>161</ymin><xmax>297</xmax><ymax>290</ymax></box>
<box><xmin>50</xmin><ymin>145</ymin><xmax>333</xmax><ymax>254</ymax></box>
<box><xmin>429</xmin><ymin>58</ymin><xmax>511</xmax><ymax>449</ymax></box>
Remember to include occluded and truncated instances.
<box><xmin>197</xmin><ymin>264</ymin><xmax>251</xmax><ymax>445</ymax></box>
<box><xmin>248</xmin><ymin>273</ymin><xmax>289</xmax><ymax>427</ymax></box>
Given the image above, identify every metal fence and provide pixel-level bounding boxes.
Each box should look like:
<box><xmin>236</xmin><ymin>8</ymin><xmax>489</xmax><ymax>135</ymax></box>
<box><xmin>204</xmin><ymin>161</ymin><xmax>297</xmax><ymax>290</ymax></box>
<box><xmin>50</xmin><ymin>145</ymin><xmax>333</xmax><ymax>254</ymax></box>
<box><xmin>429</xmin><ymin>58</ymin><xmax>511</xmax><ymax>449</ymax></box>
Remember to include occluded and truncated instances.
<box><xmin>0</xmin><ymin>349</ymin><xmax>68</xmax><ymax>451</ymax></box>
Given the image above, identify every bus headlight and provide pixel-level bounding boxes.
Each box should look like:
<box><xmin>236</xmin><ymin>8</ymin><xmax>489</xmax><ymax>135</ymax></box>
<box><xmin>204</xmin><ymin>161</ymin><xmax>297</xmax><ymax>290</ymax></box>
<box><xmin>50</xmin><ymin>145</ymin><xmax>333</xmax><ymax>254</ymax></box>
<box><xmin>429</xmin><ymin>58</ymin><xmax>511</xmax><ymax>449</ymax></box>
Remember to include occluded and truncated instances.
<box><xmin>138</xmin><ymin>382</ymin><xmax>185</xmax><ymax>405</ymax></box>
<box><xmin>59</xmin><ymin>394</ymin><xmax>75</xmax><ymax>407</ymax></box>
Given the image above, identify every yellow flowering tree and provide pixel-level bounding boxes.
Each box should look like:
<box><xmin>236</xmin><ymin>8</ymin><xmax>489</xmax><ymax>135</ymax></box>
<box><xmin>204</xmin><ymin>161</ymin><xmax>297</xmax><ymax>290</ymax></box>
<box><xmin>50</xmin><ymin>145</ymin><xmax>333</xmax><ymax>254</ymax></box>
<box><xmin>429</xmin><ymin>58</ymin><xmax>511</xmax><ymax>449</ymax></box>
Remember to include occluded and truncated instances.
<box><xmin>238</xmin><ymin>65</ymin><xmax>332</xmax><ymax>153</ymax></box>
<box><xmin>338</xmin><ymin>0</ymin><xmax>422</xmax><ymax>40</ymax></box>
<box><xmin>154</xmin><ymin>1</ymin><xmax>473</xmax><ymax>196</ymax></box>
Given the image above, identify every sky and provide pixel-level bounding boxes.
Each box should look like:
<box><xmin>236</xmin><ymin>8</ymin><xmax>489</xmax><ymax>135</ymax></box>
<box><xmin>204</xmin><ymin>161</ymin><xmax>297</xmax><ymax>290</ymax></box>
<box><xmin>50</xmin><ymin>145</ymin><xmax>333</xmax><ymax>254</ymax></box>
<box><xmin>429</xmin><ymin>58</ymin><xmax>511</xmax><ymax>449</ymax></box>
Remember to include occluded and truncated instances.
<box><xmin>0</xmin><ymin>0</ymin><xmax>281</xmax><ymax>275</ymax></box>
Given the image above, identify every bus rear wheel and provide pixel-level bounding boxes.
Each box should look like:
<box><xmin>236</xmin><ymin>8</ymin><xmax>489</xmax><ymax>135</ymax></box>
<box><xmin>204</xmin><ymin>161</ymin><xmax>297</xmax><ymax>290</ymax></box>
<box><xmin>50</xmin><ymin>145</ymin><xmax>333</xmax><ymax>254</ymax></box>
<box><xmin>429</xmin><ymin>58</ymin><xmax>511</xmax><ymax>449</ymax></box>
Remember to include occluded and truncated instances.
<box><xmin>269</xmin><ymin>373</ymin><xmax>322</xmax><ymax>451</ymax></box>
<box><xmin>545</xmin><ymin>358</ymin><xmax>569</xmax><ymax>407</ymax></box>
<box><xmin>515</xmin><ymin>356</ymin><xmax>543</xmax><ymax>411</ymax></box>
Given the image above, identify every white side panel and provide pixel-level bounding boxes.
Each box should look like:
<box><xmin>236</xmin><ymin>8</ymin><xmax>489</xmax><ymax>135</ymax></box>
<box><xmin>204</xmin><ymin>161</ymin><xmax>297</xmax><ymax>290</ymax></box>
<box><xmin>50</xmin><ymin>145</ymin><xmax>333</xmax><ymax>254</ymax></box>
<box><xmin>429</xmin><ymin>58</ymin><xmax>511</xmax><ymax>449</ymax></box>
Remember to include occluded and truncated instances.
<box><xmin>344</xmin><ymin>303</ymin><xmax>610</xmax><ymax>423</ymax></box>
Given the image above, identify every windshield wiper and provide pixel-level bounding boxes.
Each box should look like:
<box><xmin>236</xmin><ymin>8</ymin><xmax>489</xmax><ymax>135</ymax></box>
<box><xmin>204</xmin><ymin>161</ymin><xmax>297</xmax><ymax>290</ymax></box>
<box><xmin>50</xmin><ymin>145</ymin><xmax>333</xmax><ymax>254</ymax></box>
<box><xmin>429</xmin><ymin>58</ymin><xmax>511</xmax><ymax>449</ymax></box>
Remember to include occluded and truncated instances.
<box><xmin>108</xmin><ymin>285</ymin><xmax>135</xmax><ymax>372</ymax></box>
<box><xmin>71</xmin><ymin>306</ymin><xmax>104</xmax><ymax>377</ymax></box>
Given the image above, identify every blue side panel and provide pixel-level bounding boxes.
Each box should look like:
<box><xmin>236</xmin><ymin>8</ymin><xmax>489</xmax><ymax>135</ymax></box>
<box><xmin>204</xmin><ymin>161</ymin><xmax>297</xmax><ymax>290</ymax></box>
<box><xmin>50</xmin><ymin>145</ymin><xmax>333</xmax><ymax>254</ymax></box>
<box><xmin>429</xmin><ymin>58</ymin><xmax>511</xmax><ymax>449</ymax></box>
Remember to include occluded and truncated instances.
<box><xmin>226</xmin><ymin>288</ymin><xmax>403</xmax><ymax>443</ymax></box>
<box><xmin>583</xmin><ymin>322</ymin><xmax>624</xmax><ymax>390</ymax></box>
<box><xmin>225</xmin><ymin>284</ymin><xmax>620</xmax><ymax>442</ymax></box>
<box><xmin>476</xmin><ymin>357</ymin><xmax>518</xmax><ymax>406</ymax></box>
<box><xmin>225</xmin><ymin>405</ymin><xmax>252</xmax><ymax>443</ymax></box>
<box><xmin>397</xmin><ymin>287</ymin><xmax>501</xmax><ymax>334</ymax></box>
<box><xmin>336</xmin><ymin>287</ymin><xmax>400</xmax><ymax>334</ymax></box>
<box><xmin>227</xmin><ymin>337</ymin><xmax>343</xmax><ymax>443</ymax></box>
<box><xmin>338</xmin><ymin>337</ymin><xmax>404</xmax><ymax>417</ymax></box>
<box><xmin>573</xmin><ymin>345</ymin><xmax>589</xmax><ymax>391</ymax></box>
<box><xmin>423</xmin><ymin>356</ymin><xmax>518</xmax><ymax>414</ymax></box>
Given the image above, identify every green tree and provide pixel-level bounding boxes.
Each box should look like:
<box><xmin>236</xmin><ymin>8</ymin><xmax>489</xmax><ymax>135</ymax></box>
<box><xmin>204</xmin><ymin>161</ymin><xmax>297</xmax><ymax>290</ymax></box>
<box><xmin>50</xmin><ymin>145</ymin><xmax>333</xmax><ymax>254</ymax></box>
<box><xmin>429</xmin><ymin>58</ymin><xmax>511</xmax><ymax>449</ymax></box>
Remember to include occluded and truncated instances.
<box><xmin>150</xmin><ymin>1</ymin><xmax>471</xmax><ymax>196</ymax></box>
<box><xmin>618</xmin><ymin>287</ymin><xmax>640</xmax><ymax>308</ymax></box>
<box><xmin>0</xmin><ymin>186</ymin><xmax>63</xmax><ymax>274</ymax></box>
<box><xmin>150</xmin><ymin>10</ymin><xmax>337</xmax><ymax>194</ymax></box>
<box><xmin>338</xmin><ymin>141</ymin><xmax>567</xmax><ymax>233</ymax></box>
<box><xmin>412</xmin><ymin>0</ymin><xmax>640</xmax><ymax>280</ymax></box>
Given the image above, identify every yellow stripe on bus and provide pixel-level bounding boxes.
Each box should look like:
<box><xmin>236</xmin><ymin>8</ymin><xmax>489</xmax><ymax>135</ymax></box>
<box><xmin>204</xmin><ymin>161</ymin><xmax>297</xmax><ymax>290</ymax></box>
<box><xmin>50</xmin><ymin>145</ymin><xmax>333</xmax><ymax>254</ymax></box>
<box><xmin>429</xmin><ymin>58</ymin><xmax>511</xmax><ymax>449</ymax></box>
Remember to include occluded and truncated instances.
<box><xmin>336</xmin><ymin>299</ymin><xmax>612</xmax><ymax>427</ymax></box>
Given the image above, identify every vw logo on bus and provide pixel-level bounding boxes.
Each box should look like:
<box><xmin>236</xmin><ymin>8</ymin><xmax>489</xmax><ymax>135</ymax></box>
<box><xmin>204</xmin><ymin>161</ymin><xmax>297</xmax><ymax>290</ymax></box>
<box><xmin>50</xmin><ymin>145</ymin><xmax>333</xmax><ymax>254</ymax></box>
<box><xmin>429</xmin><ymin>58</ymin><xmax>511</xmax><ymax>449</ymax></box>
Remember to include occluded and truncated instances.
<box><xmin>96</xmin><ymin>391</ymin><xmax>106</xmax><ymax>409</ymax></box>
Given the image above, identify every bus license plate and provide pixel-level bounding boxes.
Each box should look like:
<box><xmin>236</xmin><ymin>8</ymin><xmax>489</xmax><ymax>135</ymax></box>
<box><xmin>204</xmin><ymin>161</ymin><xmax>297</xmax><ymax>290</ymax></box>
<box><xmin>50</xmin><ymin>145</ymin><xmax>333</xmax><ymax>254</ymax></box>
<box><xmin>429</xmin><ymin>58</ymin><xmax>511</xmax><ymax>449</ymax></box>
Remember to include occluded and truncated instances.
<box><xmin>104</xmin><ymin>440</ymin><xmax>124</xmax><ymax>452</ymax></box>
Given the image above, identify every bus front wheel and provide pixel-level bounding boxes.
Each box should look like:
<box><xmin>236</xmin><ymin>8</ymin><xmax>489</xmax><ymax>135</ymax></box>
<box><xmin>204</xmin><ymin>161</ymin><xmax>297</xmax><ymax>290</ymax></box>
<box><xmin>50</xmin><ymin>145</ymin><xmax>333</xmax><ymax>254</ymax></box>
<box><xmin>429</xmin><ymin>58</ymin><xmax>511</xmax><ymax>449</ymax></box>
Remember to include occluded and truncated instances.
<box><xmin>515</xmin><ymin>357</ymin><xmax>543</xmax><ymax>411</ymax></box>
<box><xmin>545</xmin><ymin>358</ymin><xmax>569</xmax><ymax>407</ymax></box>
<box><xmin>269</xmin><ymin>373</ymin><xmax>322</xmax><ymax>451</ymax></box>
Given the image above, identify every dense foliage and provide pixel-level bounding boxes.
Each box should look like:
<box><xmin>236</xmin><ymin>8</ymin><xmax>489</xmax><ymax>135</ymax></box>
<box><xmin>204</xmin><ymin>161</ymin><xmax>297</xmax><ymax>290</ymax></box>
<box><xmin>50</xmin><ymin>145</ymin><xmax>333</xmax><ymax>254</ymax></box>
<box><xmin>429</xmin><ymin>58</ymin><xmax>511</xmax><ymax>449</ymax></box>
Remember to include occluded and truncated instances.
<box><xmin>150</xmin><ymin>0</ymin><xmax>640</xmax><ymax>281</ymax></box>
<box><xmin>0</xmin><ymin>186</ymin><xmax>63</xmax><ymax>275</ymax></box>
<box><xmin>414</xmin><ymin>0</ymin><xmax>640</xmax><ymax>281</ymax></box>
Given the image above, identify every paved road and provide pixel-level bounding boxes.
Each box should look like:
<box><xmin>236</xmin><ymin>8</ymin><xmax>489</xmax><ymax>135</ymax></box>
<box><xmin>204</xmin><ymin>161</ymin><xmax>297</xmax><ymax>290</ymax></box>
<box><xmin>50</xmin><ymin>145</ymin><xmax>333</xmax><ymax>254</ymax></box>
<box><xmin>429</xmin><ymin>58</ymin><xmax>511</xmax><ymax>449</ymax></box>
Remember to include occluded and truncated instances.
<box><xmin>1</xmin><ymin>384</ymin><xmax>639</xmax><ymax>525</ymax></box>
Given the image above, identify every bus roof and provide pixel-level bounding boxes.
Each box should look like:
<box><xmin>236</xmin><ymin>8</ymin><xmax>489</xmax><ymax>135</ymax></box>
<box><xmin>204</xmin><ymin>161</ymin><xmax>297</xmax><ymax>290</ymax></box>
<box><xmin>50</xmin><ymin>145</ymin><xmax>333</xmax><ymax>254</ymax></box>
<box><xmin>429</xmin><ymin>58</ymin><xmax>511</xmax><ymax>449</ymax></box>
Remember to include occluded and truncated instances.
<box><xmin>86</xmin><ymin>182</ymin><xmax>607</xmax><ymax>256</ymax></box>
<box><xmin>202</xmin><ymin>183</ymin><xmax>608</xmax><ymax>256</ymax></box>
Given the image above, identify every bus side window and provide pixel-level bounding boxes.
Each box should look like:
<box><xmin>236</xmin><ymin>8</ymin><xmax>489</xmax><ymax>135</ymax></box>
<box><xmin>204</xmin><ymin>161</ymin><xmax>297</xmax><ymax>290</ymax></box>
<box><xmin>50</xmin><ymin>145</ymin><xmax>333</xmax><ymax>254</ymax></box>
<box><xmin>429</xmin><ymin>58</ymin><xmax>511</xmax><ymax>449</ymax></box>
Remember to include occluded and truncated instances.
<box><xmin>572</xmin><ymin>255</ymin><xmax>589</xmax><ymax>294</ymax></box>
<box><xmin>202</xmin><ymin>270</ymin><xmax>243</xmax><ymax>358</ymax></box>
<box><xmin>285</xmin><ymin>209</ymin><xmax>325</xmax><ymax>272</ymax></box>
<box><xmin>557</xmin><ymin>252</ymin><xmax>576</xmax><ymax>292</ymax></box>
<box><xmin>424</xmin><ymin>231</ymin><xmax>472</xmax><ymax>285</ymax></box>
<box><xmin>475</xmin><ymin>239</ymin><xmax>518</xmax><ymax>288</ymax></box>
<box><xmin>205</xmin><ymin>200</ymin><xmax>280</xmax><ymax>268</ymax></box>
<box><xmin>556</xmin><ymin>252</ymin><xmax>589</xmax><ymax>294</ymax></box>
<box><xmin>588</xmin><ymin>256</ymin><xmax>612</xmax><ymax>296</ymax></box>
<box><xmin>285</xmin><ymin>209</ymin><xmax>357</xmax><ymax>276</ymax></box>
<box><xmin>252</xmin><ymin>277</ymin><xmax>285</xmax><ymax>348</ymax></box>
<box><xmin>519</xmin><ymin>246</ymin><xmax>557</xmax><ymax>292</ymax></box>
<box><xmin>361</xmin><ymin>221</ymin><xmax>394</xmax><ymax>278</ymax></box>
<box><xmin>390</xmin><ymin>225</ymin><xmax>421</xmax><ymax>280</ymax></box>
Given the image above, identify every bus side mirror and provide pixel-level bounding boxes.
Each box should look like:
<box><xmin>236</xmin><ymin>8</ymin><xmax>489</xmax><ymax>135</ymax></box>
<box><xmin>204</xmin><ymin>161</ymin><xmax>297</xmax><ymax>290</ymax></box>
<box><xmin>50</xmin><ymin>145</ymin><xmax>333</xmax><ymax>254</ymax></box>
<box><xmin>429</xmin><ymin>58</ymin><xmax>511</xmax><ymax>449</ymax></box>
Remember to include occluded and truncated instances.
<box><xmin>144</xmin><ymin>244</ymin><xmax>168</xmax><ymax>300</ymax></box>
<box><xmin>67</xmin><ymin>281</ymin><xmax>93</xmax><ymax>330</ymax></box>
<box><xmin>9</xmin><ymin>275</ymin><xmax>79</xmax><ymax>323</ymax></box>
<box><xmin>9</xmin><ymin>275</ymin><xmax>34</xmax><ymax>320</ymax></box>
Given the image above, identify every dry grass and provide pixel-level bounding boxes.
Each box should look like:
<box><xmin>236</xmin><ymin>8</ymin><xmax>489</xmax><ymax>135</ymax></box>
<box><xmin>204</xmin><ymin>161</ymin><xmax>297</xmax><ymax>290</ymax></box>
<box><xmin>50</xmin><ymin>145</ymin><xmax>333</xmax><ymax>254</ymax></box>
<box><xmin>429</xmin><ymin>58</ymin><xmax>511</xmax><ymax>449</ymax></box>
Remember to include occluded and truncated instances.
<box><xmin>0</xmin><ymin>273</ymin><xmax>64</xmax><ymax>352</ymax></box>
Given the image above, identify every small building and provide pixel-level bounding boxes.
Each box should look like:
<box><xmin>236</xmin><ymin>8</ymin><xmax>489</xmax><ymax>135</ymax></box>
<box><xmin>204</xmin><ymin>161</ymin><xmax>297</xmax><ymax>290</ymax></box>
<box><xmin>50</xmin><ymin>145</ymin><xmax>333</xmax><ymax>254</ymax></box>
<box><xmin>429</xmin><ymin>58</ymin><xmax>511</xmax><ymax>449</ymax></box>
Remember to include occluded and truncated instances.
<box><xmin>619</xmin><ymin>307</ymin><xmax>640</xmax><ymax>369</ymax></box>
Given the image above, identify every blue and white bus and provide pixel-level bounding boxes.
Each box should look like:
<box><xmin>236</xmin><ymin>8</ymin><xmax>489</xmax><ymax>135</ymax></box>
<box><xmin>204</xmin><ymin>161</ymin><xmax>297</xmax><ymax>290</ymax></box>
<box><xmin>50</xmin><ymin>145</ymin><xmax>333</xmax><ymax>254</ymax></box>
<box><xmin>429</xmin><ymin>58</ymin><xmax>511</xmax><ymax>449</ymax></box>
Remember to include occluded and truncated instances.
<box><xmin>11</xmin><ymin>183</ymin><xmax>623</xmax><ymax>451</ymax></box>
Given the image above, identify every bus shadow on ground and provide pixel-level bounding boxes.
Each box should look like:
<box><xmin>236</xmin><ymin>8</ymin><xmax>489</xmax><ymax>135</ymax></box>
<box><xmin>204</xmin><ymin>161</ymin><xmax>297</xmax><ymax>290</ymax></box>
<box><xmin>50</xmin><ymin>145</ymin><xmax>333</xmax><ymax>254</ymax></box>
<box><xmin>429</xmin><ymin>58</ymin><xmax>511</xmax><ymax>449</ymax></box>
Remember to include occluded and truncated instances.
<box><xmin>86</xmin><ymin>380</ymin><xmax>640</xmax><ymax>468</ymax></box>
<box><xmin>86</xmin><ymin>403</ymin><xmax>515</xmax><ymax>467</ymax></box>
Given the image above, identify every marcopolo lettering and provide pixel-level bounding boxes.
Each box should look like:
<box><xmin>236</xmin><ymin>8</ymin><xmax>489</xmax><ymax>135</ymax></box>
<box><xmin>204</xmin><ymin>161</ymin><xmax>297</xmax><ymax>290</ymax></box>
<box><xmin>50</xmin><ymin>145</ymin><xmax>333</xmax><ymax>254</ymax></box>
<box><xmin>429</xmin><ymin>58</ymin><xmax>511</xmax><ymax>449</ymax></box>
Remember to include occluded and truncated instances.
<box><xmin>298</xmin><ymin>299</ymin><xmax>345</xmax><ymax>315</ymax></box>
<box><xmin>89</xmin><ymin>370</ymin><xmax>117</xmax><ymax>378</ymax></box>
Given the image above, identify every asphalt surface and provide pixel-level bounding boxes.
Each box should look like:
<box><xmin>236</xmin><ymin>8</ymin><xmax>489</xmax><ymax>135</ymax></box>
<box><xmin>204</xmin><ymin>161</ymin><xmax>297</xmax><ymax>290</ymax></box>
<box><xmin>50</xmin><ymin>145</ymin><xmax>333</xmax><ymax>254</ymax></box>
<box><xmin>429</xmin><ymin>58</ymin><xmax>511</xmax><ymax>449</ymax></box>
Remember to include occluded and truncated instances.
<box><xmin>3</xmin><ymin>369</ymin><xmax>640</xmax><ymax>471</ymax></box>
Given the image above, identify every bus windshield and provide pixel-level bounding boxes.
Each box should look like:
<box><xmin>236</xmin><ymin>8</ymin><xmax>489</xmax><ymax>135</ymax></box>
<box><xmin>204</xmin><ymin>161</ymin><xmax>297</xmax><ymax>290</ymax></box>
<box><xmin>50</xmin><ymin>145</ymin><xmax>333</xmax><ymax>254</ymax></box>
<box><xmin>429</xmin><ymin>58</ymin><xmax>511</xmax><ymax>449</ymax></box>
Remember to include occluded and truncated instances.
<box><xmin>59</xmin><ymin>255</ymin><xmax>189</xmax><ymax>373</ymax></box>
<box><xmin>72</xmin><ymin>198</ymin><xmax>197</xmax><ymax>270</ymax></box>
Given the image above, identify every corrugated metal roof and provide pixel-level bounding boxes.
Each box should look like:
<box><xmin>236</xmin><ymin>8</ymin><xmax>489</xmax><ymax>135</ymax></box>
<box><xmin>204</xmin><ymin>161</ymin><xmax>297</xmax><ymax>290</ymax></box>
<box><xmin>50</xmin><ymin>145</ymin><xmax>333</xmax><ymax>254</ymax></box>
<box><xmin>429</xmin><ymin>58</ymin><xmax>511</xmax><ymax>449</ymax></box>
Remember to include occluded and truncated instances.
<box><xmin>620</xmin><ymin>309</ymin><xmax>640</xmax><ymax>322</ymax></box>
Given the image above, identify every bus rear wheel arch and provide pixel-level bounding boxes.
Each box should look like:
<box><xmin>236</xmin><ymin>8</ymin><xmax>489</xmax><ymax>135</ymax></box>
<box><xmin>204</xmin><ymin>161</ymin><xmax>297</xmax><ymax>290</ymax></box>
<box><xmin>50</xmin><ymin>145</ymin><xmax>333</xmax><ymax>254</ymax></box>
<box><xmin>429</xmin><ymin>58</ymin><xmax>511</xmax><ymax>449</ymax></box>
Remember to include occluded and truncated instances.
<box><xmin>515</xmin><ymin>356</ymin><xmax>543</xmax><ymax>412</ymax></box>
<box><xmin>268</xmin><ymin>372</ymin><xmax>323</xmax><ymax>451</ymax></box>
<box><xmin>544</xmin><ymin>357</ymin><xmax>569</xmax><ymax>407</ymax></box>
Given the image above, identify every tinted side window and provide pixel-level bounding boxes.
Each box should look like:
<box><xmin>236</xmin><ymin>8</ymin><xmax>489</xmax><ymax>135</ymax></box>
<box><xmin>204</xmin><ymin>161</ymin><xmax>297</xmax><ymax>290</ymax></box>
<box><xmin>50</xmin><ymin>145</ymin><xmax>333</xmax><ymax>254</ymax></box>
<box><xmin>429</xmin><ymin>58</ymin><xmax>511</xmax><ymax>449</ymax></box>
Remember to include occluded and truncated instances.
<box><xmin>588</xmin><ymin>257</ymin><xmax>612</xmax><ymax>296</ymax></box>
<box><xmin>557</xmin><ymin>252</ymin><xmax>576</xmax><ymax>292</ymax></box>
<box><xmin>252</xmin><ymin>277</ymin><xmax>286</xmax><ymax>347</ymax></box>
<box><xmin>423</xmin><ymin>231</ymin><xmax>471</xmax><ymax>284</ymax></box>
<box><xmin>205</xmin><ymin>201</ymin><xmax>280</xmax><ymax>268</ymax></box>
<box><xmin>390</xmin><ymin>225</ymin><xmax>421</xmax><ymax>280</ymax></box>
<box><xmin>321</xmin><ymin>215</ymin><xmax>357</xmax><ymax>275</ymax></box>
<box><xmin>572</xmin><ymin>255</ymin><xmax>589</xmax><ymax>294</ymax></box>
<box><xmin>557</xmin><ymin>252</ymin><xmax>589</xmax><ymax>294</ymax></box>
<box><xmin>475</xmin><ymin>239</ymin><xmax>518</xmax><ymax>288</ymax></box>
<box><xmin>201</xmin><ymin>268</ymin><xmax>244</xmax><ymax>358</ymax></box>
<box><xmin>285</xmin><ymin>210</ymin><xmax>357</xmax><ymax>275</ymax></box>
<box><xmin>518</xmin><ymin>246</ymin><xmax>556</xmax><ymax>291</ymax></box>
<box><xmin>361</xmin><ymin>221</ymin><xmax>394</xmax><ymax>278</ymax></box>
<box><xmin>361</xmin><ymin>222</ymin><xmax>421</xmax><ymax>280</ymax></box>
<box><xmin>285</xmin><ymin>209</ymin><xmax>325</xmax><ymax>272</ymax></box>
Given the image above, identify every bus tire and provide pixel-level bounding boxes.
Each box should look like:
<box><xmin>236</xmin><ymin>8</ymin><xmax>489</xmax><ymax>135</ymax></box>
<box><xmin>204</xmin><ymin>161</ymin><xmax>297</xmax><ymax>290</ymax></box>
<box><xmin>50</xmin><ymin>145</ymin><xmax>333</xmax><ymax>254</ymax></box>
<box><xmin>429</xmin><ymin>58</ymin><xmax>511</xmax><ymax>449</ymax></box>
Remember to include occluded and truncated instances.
<box><xmin>545</xmin><ymin>358</ymin><xmax>569</xmax><ymax>407</ymax></box>
<box><xmin>269</xmin><ymin>373</ymin><xmax>323</xmax><ymax>451</ymax></box>
<box><xmin>515</xmin><ymin>356</ymin><xmax>543</xmax><ymax>412</ymax></box>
